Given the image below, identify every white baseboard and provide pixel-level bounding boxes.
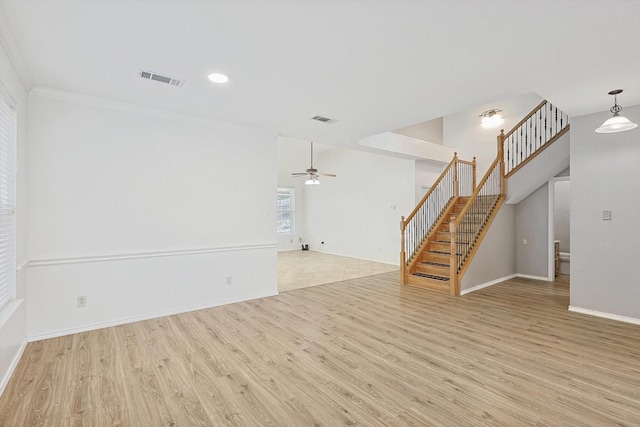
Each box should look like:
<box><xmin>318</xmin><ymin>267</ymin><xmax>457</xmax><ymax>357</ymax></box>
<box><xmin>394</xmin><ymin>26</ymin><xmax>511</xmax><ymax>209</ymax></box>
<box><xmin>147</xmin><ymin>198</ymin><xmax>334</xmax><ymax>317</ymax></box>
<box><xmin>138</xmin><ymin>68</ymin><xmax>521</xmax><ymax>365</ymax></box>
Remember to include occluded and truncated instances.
<box><xmin>516</xmin><ymin>273</ymin><xmax>551</xmax><ymax>281</ymax></box>
<box><xmin>461</xmin><ymin>274</ymin><xmax>517</xmax><ymax>295</ymax></box>
<box><xmin>0</xmin><ymin>339</ymin><xmax>27</xmax><ymax>397</ymax></box>
<box><xmin>568</xmin><ymin>306</ymin><xmax>640</xmax><ymax>326</ymax></box>
<box><xmin>27</xmin><ymin>290</ymin><xmax>279</xmax><ymax>342</ymax></box>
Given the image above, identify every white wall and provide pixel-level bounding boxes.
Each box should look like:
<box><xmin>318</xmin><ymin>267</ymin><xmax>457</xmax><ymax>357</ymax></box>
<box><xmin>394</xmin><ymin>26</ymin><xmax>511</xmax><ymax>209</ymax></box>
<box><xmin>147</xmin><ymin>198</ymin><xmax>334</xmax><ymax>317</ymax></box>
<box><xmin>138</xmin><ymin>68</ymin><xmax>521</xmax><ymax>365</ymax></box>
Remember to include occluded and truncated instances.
<box><xmin>515</xmin><ymin>183</ymin><xmax>549</xmax><ymax>279</ymax></box>
<box><xmin>393</xmin><ymin>117</ymin><xmax>443</xmax><ymax>145</ymax></box>
<box><xmin>0</xmin><ymin>34</ymin><xmax>28</xmax><ymax>393</ymax></box>
<box><xmin>26</xmin><ymin>89</ymin><xmax>278</xmax><ymax>339</ymax></box>
<box><xmin>461</xmin><ymin>204</ymin><xmax>516</xmax><ymax>291</ymax></box>
<box><xmin>304</xmin><ymin>147</ymin><xmax>414</xmax><ymax>265</ymax></box>
<box><xmin>570</xmin><ymin>104</ymin><xmax>640</xmax><ymax>321</ymax></box>
<box><xmin>414</xmin><ymin>160</ymin><xmax>445</xmax><ymax>204</ymax></box>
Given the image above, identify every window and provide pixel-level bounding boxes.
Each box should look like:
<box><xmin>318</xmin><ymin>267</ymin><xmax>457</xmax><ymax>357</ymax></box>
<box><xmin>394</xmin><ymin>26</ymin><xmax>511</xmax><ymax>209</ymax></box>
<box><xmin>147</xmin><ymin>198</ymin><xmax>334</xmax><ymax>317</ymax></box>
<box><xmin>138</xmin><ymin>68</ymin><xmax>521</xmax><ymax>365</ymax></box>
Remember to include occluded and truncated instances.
<box><xmin>276</xmin><ymin>187</ymin><xmax>294</xmax><ymax>235</ymax></box>
<box><xmin>0</xmin><ymin>89</ymin><xmax>16</xmax><ymax>311</ymax></box>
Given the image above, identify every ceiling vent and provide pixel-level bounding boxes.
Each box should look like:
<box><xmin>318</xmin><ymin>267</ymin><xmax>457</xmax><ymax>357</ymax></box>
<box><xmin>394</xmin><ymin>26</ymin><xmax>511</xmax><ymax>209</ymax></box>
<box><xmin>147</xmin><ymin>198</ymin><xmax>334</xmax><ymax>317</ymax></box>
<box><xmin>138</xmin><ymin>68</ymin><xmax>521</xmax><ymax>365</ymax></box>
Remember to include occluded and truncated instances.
<box><xmin>139</xmin><ymin>70</ymin><xmax>184</xmax><ymax>87</ymax></box>
<box><xmin>311</xmin><ymin>115</ymin><xmax>337</xmax><ymax>124</ymax></box>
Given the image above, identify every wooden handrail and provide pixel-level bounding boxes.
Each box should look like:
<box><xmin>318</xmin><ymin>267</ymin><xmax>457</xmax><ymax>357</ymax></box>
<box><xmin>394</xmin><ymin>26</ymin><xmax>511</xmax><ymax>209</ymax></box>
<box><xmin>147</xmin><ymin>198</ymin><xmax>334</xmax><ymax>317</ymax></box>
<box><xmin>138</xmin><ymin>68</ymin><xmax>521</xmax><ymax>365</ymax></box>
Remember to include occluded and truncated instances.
<box><xmin>503</xmin><ymin>100</ymin><xmax>548</xmax><ymax>140</ymax></box>
<box><xmin>402</xmin><ymin>153</ymin><xmax>457</xmax><ymax>226</ymax></box>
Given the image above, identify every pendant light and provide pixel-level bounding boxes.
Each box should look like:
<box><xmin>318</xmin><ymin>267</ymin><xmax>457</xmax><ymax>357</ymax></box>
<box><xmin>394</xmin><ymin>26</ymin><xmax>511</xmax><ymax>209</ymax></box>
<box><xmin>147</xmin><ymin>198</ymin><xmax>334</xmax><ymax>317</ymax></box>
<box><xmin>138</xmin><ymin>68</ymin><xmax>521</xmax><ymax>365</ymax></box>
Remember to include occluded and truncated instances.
<box><xmin>595</xmin><ymin>89</ymin><xmax>638</xmax><ymax>133</ymax></box>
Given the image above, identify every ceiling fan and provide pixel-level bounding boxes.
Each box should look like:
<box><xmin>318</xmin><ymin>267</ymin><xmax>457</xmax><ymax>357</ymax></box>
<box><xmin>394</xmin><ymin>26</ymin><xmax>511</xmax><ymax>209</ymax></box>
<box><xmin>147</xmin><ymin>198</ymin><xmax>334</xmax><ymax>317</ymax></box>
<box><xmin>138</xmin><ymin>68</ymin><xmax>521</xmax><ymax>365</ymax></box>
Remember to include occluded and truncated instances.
<box><xmin>291</xmin><ymin>142</ymin><xmax>336</xmax><ymax>185</ymax></box>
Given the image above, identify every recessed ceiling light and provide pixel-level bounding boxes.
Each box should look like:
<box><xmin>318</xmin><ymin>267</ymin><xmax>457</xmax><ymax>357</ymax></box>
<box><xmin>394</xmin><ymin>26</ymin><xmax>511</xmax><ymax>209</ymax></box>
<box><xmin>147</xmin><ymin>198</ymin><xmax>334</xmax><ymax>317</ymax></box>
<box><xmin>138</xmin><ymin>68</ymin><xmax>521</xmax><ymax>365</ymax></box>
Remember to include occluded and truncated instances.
<box><xmin>208</xmin><ymin>73</ymin><xmax>229</xmax><ymax>84</ymax></box>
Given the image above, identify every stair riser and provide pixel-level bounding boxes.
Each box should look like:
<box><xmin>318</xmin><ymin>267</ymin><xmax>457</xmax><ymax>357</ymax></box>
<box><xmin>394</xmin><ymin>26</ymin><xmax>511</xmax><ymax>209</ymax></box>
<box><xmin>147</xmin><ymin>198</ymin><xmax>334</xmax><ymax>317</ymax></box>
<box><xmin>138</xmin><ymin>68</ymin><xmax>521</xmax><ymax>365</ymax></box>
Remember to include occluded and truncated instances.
<box><xmin>435</xmin><ymin>232</ymin><xmax>451</xmax><ymax>242</ymax></box>
<box><xmin>423</xmin><ymin>253</ymin><xmax>451</xmax><ymax>264</ymax></box>
<box><xmin>416</xmin><ymin>264</ymin><xmax>449</xmax><ymax>277</ymax></box>
<box><xmin>404</xmin><ymin>274</ymin><xmax>450</xmax><ymax>293</ymax></box>
<box><xmin>429</xmin><ymin>242</ymin><xmax>451</xmax><ymax>253</ymax></box>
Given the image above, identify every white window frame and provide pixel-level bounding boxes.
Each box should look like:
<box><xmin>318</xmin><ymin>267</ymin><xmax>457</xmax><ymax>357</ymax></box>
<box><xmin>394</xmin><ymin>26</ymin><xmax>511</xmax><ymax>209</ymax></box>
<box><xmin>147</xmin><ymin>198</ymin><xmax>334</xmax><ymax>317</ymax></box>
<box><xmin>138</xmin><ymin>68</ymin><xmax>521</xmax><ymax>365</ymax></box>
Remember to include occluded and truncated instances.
<box><xmin>276</xmin><ymin>187</ymin><xmax>295</xmax><ymax>235</ymax></box>
<box><xmin>0</xmin><ymin>84</ymin><xmax>17</xmax><ymax>311</ymax></box>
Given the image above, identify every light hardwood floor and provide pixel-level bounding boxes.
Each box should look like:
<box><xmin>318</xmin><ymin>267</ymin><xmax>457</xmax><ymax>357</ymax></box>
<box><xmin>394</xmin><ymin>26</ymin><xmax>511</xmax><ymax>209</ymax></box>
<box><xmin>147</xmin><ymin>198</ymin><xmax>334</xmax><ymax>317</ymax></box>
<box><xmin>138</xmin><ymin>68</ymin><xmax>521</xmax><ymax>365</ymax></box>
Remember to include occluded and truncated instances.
<box><xmin>1</xmin><ymin>273</ymin><xmax>639</xmax><ymax>426</ymax></box>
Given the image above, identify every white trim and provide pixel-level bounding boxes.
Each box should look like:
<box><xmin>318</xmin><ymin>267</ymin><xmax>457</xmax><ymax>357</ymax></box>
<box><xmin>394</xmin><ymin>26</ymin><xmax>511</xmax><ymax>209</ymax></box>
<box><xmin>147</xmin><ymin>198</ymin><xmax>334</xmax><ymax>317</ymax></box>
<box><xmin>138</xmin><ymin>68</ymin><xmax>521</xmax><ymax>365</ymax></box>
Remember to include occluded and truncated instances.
<box><xmin>0</xmin><ymin>6</ymin><xmax>34</xmax><ymax>91</ymax></box>
<box><xmin>28</xmin><ymin>243</ymin><xmax>276</xmax><ymax>267</ymax></box>
<box><xmin>27</xmin><ymin>290</ymin><xmax>279</xmax><ymax>342</ymax></box>
<box><xmin>0</xmin><ymin>298</ymin><xmax>22</xmax><ymax>330</ymax></box>
<box><xmin>516</xmin><ymin>273</ymin><xmax>551</xmax><ymax>281</ymax></box>
<box><xmin>27</xmin><ymin>291</ymin><xmax>278</xmax><ymax>342</ymax></box>
<box><xmin>568</xmin><ymin>306</ymin><xmax>640</xmax><ymax>326</ymax></box>
<box><xmin>16</xmin><ymin>259</ymin><xmax>29</xmax><ymax>274</ymax></box>
<box><xmin>461</xmin><ymin>274</ymin><xmax>517</xmax><ymax>295</ymax></box>
<box><xmin>0</xmin><ymin>338</ymin><xmax>27</xmax><ymax>397</ymax></box>
<box><xmin>30</xmin><ymin>87</ymin><xmax>275</xmax><ymax>137</ymax></box>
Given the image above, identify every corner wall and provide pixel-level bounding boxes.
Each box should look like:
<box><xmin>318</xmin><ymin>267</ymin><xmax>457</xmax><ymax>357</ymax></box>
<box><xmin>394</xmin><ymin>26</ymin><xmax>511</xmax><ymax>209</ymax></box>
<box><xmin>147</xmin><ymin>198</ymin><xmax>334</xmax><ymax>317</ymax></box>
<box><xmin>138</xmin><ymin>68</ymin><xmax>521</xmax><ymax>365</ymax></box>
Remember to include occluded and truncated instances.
<box><xmin>304</xmin><ymin>147</ymin><xmax>414</xmax><ymax>265</ymax></box>
<box><xmin>0</xmin><ymin>30</ymin><xmax>28</xmax><ymax>393</ymax></box>
<box><xmin>570</xmin><ymin>104</ymin><xmax>640</xmax><ymax>321</ymax></box>
<box><xmin>26</xmin><ymin>90</ymin><xmax>278</xmax><ymax>339</ymax></box>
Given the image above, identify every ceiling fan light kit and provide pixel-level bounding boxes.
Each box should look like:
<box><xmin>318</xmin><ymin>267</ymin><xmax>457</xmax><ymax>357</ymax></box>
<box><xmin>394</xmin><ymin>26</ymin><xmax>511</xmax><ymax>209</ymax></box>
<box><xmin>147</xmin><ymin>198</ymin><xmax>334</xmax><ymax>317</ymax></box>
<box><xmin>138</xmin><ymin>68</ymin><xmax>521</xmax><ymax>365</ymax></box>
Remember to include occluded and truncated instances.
<box><xmin>595</xmin><ymin>89</ymin><xmax>638</xmax><ymax>134</ymax></box>
<box><xmin>291</xmin><ymin>142</ymin><xmax>336</xmax><ymax>185</ymax></box>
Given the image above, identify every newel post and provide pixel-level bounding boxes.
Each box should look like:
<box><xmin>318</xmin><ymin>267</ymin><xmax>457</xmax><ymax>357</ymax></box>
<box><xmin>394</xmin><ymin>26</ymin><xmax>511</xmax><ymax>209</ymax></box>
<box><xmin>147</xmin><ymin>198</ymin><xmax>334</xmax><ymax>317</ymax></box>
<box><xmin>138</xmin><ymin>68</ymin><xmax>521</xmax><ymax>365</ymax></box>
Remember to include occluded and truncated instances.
<box><xmin>453</xmin><ymin>152</ymin><xmax>459</xmax><ymax>198</ymax></box>
<box><xmin>400</xmin><ymin>216</ymin><xmax>406</xmax><ymax>284</ymax></box>
<box><xmin>497</xmin><ymin>129</ymin><xmax>507</xmax><ymax>195</ymax></box>
<box><xmin>449</xmin><ymin>216</ymin><xmax>458</xmax><ymax>296</ymax></box>
<box><xmin>472</xmin><ymin>156</ymin><xmax>477</xmax><ymax>191</ymax></box>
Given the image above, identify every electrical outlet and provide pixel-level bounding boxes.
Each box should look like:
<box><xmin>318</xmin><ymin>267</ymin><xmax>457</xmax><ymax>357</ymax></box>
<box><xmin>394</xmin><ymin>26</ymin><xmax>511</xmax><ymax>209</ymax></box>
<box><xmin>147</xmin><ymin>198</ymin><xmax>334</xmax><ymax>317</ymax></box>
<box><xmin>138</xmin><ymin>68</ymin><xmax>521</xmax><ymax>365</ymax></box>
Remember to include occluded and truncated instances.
<box><xmin>77</xmin><ymin>296</ymin><xmax>87</xmax><ymax>308</ymax></box>
<box><xmin>603</xmin><ymin>211</ymin><xmax>612</xmax><ymax>221</ymax></box>
<box><xmin>226</xmin><ymin>276</ymin><xmax>232</xmax><ymax>286</ymax></box>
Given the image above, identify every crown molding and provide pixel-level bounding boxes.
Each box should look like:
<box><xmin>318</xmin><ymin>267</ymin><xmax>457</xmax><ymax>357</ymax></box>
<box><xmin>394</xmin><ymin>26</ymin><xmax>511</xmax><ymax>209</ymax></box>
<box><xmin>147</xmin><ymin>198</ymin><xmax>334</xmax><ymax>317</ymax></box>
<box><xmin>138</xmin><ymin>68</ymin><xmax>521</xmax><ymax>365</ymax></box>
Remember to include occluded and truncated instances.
<box><xmin>0</xmin><ymin>5</ymin><xmax>34</xmax><ymax>91</ymax></box>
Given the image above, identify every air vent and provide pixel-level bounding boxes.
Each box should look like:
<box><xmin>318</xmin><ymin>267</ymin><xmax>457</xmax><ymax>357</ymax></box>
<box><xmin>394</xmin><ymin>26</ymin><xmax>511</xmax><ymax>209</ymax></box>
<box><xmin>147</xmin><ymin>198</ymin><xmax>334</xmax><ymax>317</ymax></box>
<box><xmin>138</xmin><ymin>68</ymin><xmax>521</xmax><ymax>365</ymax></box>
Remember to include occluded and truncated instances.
<box><xmin>139</xmin><ymin>70</ymin><xmax>184</xmax><ymax>87</ymax></box>
<box><xmin>311</xmin><ymin>115</ymin><xmax>337</xmax><ymax>124</ymax></box>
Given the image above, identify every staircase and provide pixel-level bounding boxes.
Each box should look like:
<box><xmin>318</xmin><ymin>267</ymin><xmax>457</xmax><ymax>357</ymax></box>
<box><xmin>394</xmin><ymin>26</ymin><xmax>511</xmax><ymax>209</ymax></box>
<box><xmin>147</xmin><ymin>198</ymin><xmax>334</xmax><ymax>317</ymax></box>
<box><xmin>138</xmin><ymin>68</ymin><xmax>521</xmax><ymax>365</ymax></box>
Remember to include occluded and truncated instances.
<box><xmin>401</xmin><ymin>100</ymin><xmax>569</xmax><ymax>295</ymax></box>
<box><xmin>405</xmin><ymin>196</ymin><xmax>468</xmax><ymax>292</ymax></box>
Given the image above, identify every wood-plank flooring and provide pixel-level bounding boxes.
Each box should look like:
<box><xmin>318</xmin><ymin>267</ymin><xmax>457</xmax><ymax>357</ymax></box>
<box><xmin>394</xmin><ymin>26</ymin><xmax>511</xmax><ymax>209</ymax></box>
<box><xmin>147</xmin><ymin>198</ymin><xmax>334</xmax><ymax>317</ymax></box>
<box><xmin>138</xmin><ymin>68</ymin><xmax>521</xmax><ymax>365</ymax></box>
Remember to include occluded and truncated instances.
<box><xmin>1</xmin><ymin>272</ymin><xmax>639</xmax><ymax>426</ymax></box>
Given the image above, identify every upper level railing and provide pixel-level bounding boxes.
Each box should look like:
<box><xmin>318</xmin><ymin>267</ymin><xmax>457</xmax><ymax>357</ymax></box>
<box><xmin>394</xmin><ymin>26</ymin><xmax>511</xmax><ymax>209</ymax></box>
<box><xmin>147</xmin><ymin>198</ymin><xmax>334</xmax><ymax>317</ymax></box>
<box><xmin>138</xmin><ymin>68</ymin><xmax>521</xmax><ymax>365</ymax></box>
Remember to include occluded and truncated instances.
<box><xmin>400</xmin><ymin>153</ymin><xmax>475</xmax><ymax>269</ymax></box>
<box><xmin>503</xmin><ymin>100</ymin><xmax>570</xmax><ymax>177</ymax></box>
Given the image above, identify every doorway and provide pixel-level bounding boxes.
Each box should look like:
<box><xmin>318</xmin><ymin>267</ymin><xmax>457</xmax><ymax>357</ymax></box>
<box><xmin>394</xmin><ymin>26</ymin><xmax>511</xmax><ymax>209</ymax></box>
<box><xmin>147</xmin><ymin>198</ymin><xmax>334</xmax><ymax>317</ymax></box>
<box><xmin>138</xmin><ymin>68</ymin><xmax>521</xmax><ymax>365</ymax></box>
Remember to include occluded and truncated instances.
<box><xmin>548</xmin><ymin>176</ymin><xmax>570</xmax><ymax>284</ymax></box>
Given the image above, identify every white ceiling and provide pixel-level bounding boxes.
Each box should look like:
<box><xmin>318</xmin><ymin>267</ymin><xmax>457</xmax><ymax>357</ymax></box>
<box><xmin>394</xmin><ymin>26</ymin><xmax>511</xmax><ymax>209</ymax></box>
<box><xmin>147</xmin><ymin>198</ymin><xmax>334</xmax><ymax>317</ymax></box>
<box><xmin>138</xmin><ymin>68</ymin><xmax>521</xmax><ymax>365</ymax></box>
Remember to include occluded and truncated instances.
<box><xmin>1</xmin><ymin>0</ymin><xmax>639</xmax><ymax>148</ymax></box>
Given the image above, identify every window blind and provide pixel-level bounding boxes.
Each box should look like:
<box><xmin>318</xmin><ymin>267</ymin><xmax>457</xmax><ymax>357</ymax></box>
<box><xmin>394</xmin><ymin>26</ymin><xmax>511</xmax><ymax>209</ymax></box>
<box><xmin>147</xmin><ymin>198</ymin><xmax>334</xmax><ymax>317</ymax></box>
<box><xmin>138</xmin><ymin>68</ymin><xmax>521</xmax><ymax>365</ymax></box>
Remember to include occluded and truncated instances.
<box><xmin>0</xmin><ymin>92</ymin><xmax>16</xmax><ymax>311</ymax></box>
<box><xmin>276</xmin><ymin>187</ymin><xmax>294</xmax><ymax>235</ymax></box>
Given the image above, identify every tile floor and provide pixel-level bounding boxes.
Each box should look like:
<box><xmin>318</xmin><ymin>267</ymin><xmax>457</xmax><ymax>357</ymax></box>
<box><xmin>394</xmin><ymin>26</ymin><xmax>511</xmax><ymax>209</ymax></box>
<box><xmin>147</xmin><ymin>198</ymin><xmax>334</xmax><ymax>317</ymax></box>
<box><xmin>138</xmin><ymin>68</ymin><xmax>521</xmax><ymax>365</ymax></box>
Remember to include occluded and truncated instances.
<box><xmin>277</xmin><ymin>250</ymin><xmax>399</xmax><ymax>292</ymax></box>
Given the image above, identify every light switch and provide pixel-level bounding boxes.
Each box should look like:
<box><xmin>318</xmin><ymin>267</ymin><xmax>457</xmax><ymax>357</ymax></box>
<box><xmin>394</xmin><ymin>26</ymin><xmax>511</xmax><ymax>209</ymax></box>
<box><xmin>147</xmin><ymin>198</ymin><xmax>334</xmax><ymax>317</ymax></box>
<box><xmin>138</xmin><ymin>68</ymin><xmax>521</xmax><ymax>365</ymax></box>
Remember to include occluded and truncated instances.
<box><xmin>603</xmin><ymin>211</ymin><xmax>612</xmax><ymax>221</ymax></box>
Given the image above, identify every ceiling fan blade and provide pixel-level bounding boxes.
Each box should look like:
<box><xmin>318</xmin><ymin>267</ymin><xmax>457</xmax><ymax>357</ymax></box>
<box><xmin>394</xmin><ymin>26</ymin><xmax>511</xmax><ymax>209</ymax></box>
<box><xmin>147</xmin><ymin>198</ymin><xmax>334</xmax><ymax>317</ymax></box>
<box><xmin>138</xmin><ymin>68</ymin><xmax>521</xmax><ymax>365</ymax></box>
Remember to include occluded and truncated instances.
<box><xmin>319</xmin><ymin>173</ymin><xmax>336</xmax><ymax>177</ymax></box>
<box><xmin>291</xmin><ymin>173</ymin><xmax>307</xmax><ymax>176</ymax></box>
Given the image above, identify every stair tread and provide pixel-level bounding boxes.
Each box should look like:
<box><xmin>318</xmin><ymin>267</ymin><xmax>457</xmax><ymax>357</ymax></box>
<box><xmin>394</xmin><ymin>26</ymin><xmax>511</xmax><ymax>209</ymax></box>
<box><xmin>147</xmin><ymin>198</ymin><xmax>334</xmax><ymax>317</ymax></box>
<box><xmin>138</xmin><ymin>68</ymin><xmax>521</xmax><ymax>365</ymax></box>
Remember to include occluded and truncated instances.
<box><xmin>422</xmin><ymin>261</ymin><xmax>448</xmax><ymax>267</ymax></box>
<box><xmin>413</xmin><ymin>272</ymin><xmax>449</xmax><ymax>281</ymax></box>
